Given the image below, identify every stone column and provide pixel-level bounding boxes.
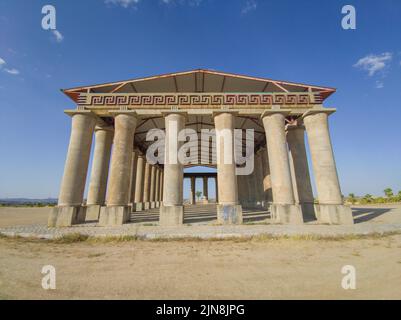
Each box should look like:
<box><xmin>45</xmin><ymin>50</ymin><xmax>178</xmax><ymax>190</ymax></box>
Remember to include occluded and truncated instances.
<box><xmin>254</xmin><ymin>151</ymin><xmax>265</xmax><ymax>208</ymax></box>
<box><xmin>129</xmin><ymin>151</ymin><xmax>138</xmax><ymax>209</ymax></box>
<box><xmin>160</xmin><ymin>113</ymin><xmax>186</xmax><ymax>226</ymax></box>
<box><xmin>143</xmin><ymin>161</ymin><xmax>151</xmax><ymax>210</ymax></box>
<box><xmin>190</xmin><ymin>176</ymin><xmax>196</xmax><ymax>205</ymax></box>
<box><xmin>245</xmin><ymin>167</ymin><xmax>256</xmax><ymax>208</ymax></box>
<box><xmin>159</xmin><ymin>170</ymin><xmax>164</xmax><ymax>205</ymax></box>
<box><xmin>99</xmin><ymin>112</ymin><xmax>138</xmax><ymax>226</ymax></box>
<box><xmin>237</xmin><ymin>174</ymin><xmax>248</xmax><ymax>207</ymax></box>
<box><xmin>203</xmin><ymin>177</ymin><xmax>209</xmax><ymax>203</ymax></box>
<box><xmin>215</xmin><ymin>177</ymin><xmax>219</xmax><ymax>203</ymax></box>
<box><xmin>86</xmin><ymin>125</ymin><xmax>114</xmax><ymax>221</ymax></box>
<box><xmin>214</xmin><ymin>112</ymin><xmax>242</xmax><ymax>224</ymax></box>
<box><xmin>155</xmin><ymin>168</ymin><xmax>160</xmax><ymax>208</ymax></box>
<box><xmin>303</xmin><ymin>110</ymin><xmax>353</xmax><ymax>224</ymax></box>
<box><xmin>260</xmin><ymin>147</ymin><xmax>273</xmax><ymax>205</ymax></box>
<box><xmin>287</xmin><ymin>124</ymin><xmax>316</xmax><ymax>221</ymax></box>
<box><xmin>262</xmin><ymin>111</ymin><xmax>303</xmax><ymax>224</ymax></box>
<box><xmin>49</xmin><ymin>111</ymin><xmax>97</xmax><ymax>227</ymax></box>
<box><xmin>149</xmin><ymin>165</ymin><xmax>156</xmax><ymax>208</ymax></box>
<box><xmin>133</xmin><ymin>154</ymin><xmax>145</xmax><ymax>211</ymax></box>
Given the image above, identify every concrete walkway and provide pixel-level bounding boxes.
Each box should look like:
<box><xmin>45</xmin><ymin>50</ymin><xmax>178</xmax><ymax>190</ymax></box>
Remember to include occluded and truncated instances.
<box><xmin>0</xmin><ymin>204</ymin><xmax>400</xmax><ymax>240</ymax></box>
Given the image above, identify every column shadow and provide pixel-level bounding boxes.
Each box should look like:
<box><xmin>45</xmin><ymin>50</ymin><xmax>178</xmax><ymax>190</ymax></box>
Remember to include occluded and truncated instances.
<box><xmin>352</xmin><ymin>207</ymin><xmax>391</xmax><ymax>224</ymax></box>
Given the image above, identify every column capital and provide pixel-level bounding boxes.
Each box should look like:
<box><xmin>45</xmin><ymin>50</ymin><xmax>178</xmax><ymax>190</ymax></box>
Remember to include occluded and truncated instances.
<box><xmin>64</xmin><ymin>109</ymin><xmax>98</xmax><ymax>119</ymax></box>
<box><xmin>109</xmin><ymin>110</ymin><xmax>139</xmax><ymax>118</ymax></box>
<box><xmin>212</xmin><ymin>110</ymin><xmax>239</xmax><ymax>118</ymax></box>
<box><xmin>161</xmin><ymin>111</ymin><xmax>188</xmax><ymax>120</ymax></box>
<box><xmin>301</xmin><ymin>108</ymin><xmax>336</xmax><ymax>119</ymax></box>
<box><xmin>261</xmin><ymin>109</ymin><xmax>292</xmax><ymax>119</ymax></box>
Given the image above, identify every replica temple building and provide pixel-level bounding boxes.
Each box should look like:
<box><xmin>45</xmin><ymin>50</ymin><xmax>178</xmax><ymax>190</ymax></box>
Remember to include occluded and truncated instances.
<box><xmin>48</xmin><ymin>70</ymin><xmax>354</xmax><ymax>228</ymax></box>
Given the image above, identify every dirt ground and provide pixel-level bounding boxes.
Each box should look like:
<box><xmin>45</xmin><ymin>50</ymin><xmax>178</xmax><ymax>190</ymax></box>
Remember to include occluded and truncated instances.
<box><xmin>0</xmin><ymin>205</ymin><xmax>400</xmax><ymax>300</ymax></box>
<box><xmin>0</xmin><ymin>207</ymin><xmax>52</xmax><ymax>228</ymax></box>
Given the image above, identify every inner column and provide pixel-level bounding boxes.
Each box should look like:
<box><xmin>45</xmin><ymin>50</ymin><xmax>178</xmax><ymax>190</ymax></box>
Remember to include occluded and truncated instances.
<box><xmin>133</xmin><ymin>154</ymin><xmax>145</xmax><ymax>212</ymax></box>
<box><xmin>86</xmin><ymin>125</ymin><xmax>114</xmax><ymax>221</ymax></box>
<box><xmin>190</xmin><ymin>176</ymin><xmax>196</xmax><ymax>205</ymax></box>
<box><xmin>286</xmin><ymin>123</ymin><xmax>316</xmax><ymax>221</ymax></box>
<box><xmin>262</xmin><ymin>110</ymin><xmax>303</xmax><ymax>224</ymax></box>
<box><xmin>203</xmin><ymin>177</ymin><xmax>209</xmax><ymax>203</ymax></box>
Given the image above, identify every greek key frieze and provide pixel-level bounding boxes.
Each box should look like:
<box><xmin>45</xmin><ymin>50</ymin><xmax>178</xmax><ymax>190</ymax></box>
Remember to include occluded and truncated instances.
<box><xmin>77</xmin><ymin>93</ymin><xmax>318</xmax><ymax>107</ymax></box>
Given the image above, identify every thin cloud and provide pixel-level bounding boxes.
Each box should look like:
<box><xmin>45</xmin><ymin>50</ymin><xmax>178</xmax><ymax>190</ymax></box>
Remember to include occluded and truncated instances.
<box><xmin>0</xmin><ymin>58</ymin><xmax>20</xmax><ymax>76</ymax></box>
<box><xmin>375</xmin><ymin>80</ymin><xmax>384</xmax><ymax>89</ymax></box>
<box><xmin>104</xmin><ymin>0</ymin><xmax>203</xmax><ymax>8</ymax></box>
<box><xmin>162</xmin><ymin>0</ymin><xmax>203</xmax><ymax>6</ymax></box>
<box><xmin>354</xmin><ymin>52</ymin><xmax>392</xmax><ymax>76</ymax></box>
<box><xmin>52</xmin><ymin>30</ymin><xmax>64</xmax><ymax>43</ymax></box>
<box><xmin>241</xmin><ymin>0</ymin><xmax>257</xmax><ymax>14</ymax></box>
<box><xmin>4</xmin><ymin>68</ymin><xmax>20</xmax><ymax>75</ymax></box>
<box><xmin>104</xmin><ymin>0</ymin><xmax>140</xmax><ymax>8</ymax></box>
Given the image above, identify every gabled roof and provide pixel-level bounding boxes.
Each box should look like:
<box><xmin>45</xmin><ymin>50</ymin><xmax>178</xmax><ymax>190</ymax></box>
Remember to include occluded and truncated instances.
<box><xmin>62</xmin><ymin>69</ymin><xmax>335</xmax><ymax>102</ymax></box>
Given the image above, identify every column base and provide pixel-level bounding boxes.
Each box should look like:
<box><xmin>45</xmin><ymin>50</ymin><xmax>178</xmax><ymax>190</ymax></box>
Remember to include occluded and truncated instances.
<box><xmin>241</xmin><ymin>200</ymin><xmax>255</xmax><ymax>209</ymax></box>
<box><xmin>150</xmin><ymin>202</ymin><xmax>156</xmax><ymax>209</ymax></box>
<box><xmin>132</xmin><ymin>202</ymin><xmax>143</xmax><ymax>212</ymax></box>
<box><xmin>159</xmin><ymin>205</ymin><xmax>184</xmax><ymax>226</ymax></box>
<box><xmin>300</xmin><ymin>202</ymin><xmax>317</xmax><ymax>222</ymax></box>
<box><xmin>271</xmin><ymin>204</ymin><xmax>304</xmax><ymax>225</ymax></box>
<box><xmin>85</xmin><ymin>205</ymin><xmax>102</xmax><ymax>221</ymax></box>
<box><xmin>256</xmin><ymin>201</ymin><xmax>268</xmax><ymax>209</ymax></box>
<box><xmin>315</xmin><ymin>204</ymin><xmax>354</xmax><ymax>225</ymax></box>
<box><xmin>48</xmin><ymin>206</ymin><xmax>86</xmax><ymax>228</ymax></box>
<box><xmin>217</xmin><ymin>204</ymin><xmax>243</xmax><ymax>225</ymax></box>
<box><xmin>155</xmin><ymin>201</ymin><xmax>160</xmax><ymax>208</ymax></box>
<box><xmin>99</xmin><ymin>206</ymin><xmax>130</xmax><ymax>226</ymax></box>
<box><xmin>144</xmin><ymin>202</ymin><xmax>151</xmax><ymax>210</ymax></box>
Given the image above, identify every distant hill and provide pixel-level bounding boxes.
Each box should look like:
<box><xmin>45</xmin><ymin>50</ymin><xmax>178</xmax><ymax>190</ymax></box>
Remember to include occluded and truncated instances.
<box><xmin>0</xmin><ymin>198</ymin><xmax>57</xmax><ymax>205</ymax></box>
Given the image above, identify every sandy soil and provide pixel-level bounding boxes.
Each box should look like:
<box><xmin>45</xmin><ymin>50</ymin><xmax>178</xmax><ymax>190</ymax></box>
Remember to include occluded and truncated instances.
<box><xmin>0</xmin><ymin>207</ymin><xmax>52</xmax><ymax>228</ymax></box>
<box><xmin>0</xmin><ymin>235</ymin><xmax>400</xmax><ymax>300</ymax></box>
<box><xmin>0</xmin><ymin>205</ymin><xmax>400</xmax><ymax>300</ymax></box>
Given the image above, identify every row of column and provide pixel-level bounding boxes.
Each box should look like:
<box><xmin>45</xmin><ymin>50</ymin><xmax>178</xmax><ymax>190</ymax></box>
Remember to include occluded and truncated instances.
<box><xmin>49</xmin><ymin>111</ymin><xmax>164</xmax><ymax>227</ymax></box>
<box><xmin>85</xmin><ymin>126</ymin><xmax>164</xmax><ymax>221</ymax></box>
<box><xmin>237</xmin><ymin>147</ymin><xmax>272</xmax><ymax>209</ymax></box>
<box><xmin>237</xmin><ymin>110</ymin><xmax>353</xmax><ymax>225</ymax></box>
<box><xmin>261</xmin><ymin>110</ymin><xmax>353</xmax><ymax>225</ymax></box>
<box><xmin>131</xmin><ymin>156</ymin><xmax>164</xmax><ymax>212</ymax></box>
<box><xmin>160</xmin><ymin>112</ymin><xmax>243</xmax><ymax>225</ymax></box>
<box><xmin>188</xmin><ymin>176</ymin><xmax>216</xmax><ymax>204</ymax></box>
<box><xmin>49</xmin><ymin>108</ymin><xmax>353</xmax><ymax>227</ymax></box>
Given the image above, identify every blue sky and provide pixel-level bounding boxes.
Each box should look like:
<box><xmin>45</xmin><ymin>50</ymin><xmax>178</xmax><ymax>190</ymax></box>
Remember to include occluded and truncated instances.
<box><xmin>0</xmin><ymin>0</ymin><xmax>400</xmax><ymax>199</ymax></box>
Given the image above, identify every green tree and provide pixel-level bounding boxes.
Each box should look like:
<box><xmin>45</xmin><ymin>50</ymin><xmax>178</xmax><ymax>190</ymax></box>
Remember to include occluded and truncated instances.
<box><xmin>196</xmin><ymin>191</ymin><xmax>203</xmax><ymax>201</ymax></box>
<box><xmin>363</xmin><ymin>194</ymin><xmax>373</xmax><ymax>203</ymax></box>
<box><xmin>348</xmin><ymin>193</ymin><xmax>357</xmax><ymax>205</ymax></box>
<box><xmin>384</xmin><ymin>188</ymin><xmax>393</xmax><ymax>198</ymax></box>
